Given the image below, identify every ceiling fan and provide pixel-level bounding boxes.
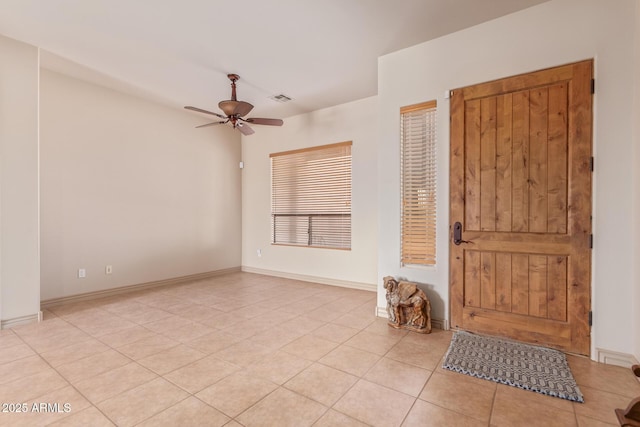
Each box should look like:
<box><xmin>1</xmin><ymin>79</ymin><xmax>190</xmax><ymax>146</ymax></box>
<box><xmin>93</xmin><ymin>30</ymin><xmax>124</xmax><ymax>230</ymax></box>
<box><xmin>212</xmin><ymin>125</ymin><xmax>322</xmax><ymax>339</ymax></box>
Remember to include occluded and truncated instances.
<box><xmin>185</xmin><ymin>74</ymin><xmax>284</xmax><ymax>136</ymax></box>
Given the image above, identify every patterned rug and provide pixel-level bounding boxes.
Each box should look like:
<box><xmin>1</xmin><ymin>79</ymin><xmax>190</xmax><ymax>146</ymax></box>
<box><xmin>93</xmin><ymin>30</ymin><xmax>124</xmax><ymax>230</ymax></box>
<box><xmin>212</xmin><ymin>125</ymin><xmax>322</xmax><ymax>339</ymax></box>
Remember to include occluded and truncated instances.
<box><xmin>442</xmin><ymin>331</ymin><xmax>584</xmax><ymax>402</ymax></box>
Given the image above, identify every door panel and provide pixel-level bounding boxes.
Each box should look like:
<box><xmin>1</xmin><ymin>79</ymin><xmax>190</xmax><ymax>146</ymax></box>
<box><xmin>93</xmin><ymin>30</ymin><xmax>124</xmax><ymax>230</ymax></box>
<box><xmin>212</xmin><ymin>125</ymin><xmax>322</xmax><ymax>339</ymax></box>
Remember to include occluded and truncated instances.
<box><xmin>463</xmin><ymin>251</ymin><xmax>569</xmax><ymax>319</ymax></box>
<box><xmin>450</xmin><ymin>60</ymin><xmax>592</xmax><ymax>355</ymax></box>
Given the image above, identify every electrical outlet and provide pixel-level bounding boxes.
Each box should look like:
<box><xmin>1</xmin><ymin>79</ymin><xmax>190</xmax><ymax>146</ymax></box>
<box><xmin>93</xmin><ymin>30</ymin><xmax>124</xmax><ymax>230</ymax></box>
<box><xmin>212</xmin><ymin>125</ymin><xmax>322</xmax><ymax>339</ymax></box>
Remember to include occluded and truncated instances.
<box><xmin>257</xmin><ymin>249</ymin><xmax>262</xmax><ymax>257</ymax></box>
<box><xmin>78</xmin><ymin>268</ymin><xmax>86</xmax><ymax>278</ymax></box>
<box><xmin>105</xmin><ymin>265</ymin><xmax>113</xmax><ymax>275</ymax></box>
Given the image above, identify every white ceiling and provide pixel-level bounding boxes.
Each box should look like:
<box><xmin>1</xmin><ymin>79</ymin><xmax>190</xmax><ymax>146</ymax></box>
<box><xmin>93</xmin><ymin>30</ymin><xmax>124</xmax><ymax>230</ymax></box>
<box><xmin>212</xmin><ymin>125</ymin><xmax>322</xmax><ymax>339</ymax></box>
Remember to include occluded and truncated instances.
<box><xmin>0</xmin><ymin>0</ymin><xmax>548</xmax><ymax>119</ymax></box>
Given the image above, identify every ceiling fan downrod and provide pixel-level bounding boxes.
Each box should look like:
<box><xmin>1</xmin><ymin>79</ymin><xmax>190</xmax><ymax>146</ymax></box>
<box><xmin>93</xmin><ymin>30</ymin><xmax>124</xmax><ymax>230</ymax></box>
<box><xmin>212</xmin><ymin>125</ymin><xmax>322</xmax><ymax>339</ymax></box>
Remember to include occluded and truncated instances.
<box><xmin>227</xmin><ymin>74</ymin><xmax>239</xmax><ymax>101</ymax></box>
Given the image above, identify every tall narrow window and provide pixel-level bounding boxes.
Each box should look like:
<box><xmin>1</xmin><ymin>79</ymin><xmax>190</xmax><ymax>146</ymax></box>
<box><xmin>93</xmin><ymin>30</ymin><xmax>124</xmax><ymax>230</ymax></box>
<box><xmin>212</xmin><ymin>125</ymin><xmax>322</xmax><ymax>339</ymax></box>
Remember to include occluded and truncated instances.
<box><xmin>271</xmin><ymin>141</ymin><xmax>352</xmax><ymax>250</ymax></box>
<box><xmin>401</xmin><ymin>101</ymin><xmax>437</xmax><ymax>265</ymax></box>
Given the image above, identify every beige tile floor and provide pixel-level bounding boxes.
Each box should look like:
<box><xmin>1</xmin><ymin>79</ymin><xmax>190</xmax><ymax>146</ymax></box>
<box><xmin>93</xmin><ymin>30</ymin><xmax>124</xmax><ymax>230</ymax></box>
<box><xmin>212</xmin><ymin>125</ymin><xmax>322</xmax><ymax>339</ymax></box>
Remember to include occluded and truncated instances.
<box><xmin>0</xmin><ymin>272</ymin><xmax>638</xmax><ymax>426</ymax></box>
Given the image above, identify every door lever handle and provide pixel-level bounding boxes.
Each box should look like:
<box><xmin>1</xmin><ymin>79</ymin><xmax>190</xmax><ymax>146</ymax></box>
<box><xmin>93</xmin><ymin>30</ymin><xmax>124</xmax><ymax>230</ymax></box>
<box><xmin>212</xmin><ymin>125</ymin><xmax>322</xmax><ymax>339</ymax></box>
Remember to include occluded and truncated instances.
<box><xmin>453</xmin><ymin>222</ymin><xmax>473</xmax><ymax>245</ymax></box>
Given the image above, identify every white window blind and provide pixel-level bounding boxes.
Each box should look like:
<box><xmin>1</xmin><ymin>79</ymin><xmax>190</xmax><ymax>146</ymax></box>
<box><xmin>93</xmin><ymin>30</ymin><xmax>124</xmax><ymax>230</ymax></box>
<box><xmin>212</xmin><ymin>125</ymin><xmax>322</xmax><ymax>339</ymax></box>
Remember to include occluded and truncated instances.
<box><xmin>401</xmin><ymin>101</ymin><xmax>437</xmax><ymax>266</ymax></box>
<box><xmin>271</xmin><ymin>141</ymin><xmax>352</xmax><ymax>250</ymax></box>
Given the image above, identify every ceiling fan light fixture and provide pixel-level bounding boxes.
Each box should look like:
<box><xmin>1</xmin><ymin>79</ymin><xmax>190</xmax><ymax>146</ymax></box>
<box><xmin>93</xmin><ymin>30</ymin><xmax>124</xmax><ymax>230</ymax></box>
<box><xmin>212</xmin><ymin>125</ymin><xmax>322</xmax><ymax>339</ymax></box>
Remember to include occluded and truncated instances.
<box><xmin>219</xmin><ymin>100</ymin><xmax>239</xmax><ymax>116</ymax></box>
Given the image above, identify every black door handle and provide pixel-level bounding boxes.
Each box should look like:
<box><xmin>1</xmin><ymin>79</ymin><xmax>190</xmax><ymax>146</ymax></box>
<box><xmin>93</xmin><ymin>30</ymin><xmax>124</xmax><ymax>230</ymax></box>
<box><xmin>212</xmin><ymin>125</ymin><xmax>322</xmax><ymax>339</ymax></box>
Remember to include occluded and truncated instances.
<box><xmin>453</xmin><ymin>222</ymin><xmax>463</xmax><ymax>245</ymax></box>
<box><xmin>453</xmin><ymin>222</ymin><xmax>473</xmax><ymax>245</ymax></box>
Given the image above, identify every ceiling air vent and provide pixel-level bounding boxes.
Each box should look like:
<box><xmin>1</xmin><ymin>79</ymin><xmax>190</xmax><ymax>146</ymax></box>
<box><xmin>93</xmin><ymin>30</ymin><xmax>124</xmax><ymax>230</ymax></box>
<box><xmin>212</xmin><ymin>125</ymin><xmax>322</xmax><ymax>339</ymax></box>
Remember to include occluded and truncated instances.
<box><xmin>269</xmin><ymin>94</ymin><xmax>292</xmax><ymax>103</ymax></box>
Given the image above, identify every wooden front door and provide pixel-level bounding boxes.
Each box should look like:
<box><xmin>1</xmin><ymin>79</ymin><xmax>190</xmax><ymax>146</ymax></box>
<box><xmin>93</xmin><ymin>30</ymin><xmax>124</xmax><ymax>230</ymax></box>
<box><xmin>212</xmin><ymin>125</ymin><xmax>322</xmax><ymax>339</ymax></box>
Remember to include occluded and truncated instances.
<box><xmin>449</xmin><ymin>60</ymin><xmax>593</xmax><ymax>355</ymax></box>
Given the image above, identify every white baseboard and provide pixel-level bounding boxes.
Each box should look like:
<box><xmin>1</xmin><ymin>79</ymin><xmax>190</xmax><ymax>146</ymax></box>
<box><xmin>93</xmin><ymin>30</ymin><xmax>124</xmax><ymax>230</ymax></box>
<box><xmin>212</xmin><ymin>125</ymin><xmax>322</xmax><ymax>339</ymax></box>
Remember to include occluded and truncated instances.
<box><xmin>433</xmin><ymin>318</ymin><xmax>450</xmax><ymax>331</ymax></box>
<box><xmin>596</xmin><ymin>348</ymin><xmax>640</xmax><ymax>368</ymax></box>
<box><xmin>41</xmin><ymin>267</ymin><xmax>241</xmax><ymax>309</ymax></box>
<box><xmin>1</xmin><ymin>312</ymin><xmax>41</xmax><ymax>329</ymax></box>
<box><xmin>241</xmin><ymin>266</ymin><xmax>376</xmax><ymax>293</ymax></box>
<box><xmin>376</xmin><ymin>306</ymin><xmax>388</xmax><ymax>318</ymax></box>
<box><xmin>376</xmin><ymin>306</ymin><xmax>448</xmax><ymax>330</ymax></box>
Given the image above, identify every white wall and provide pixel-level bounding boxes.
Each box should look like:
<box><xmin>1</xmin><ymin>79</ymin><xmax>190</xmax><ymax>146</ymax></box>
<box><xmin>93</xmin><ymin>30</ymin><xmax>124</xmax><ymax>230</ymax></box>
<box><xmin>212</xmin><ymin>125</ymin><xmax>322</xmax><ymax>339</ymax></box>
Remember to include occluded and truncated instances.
<box><xmin>0</xmin><ymin>35</ymin><xmax>40</xmax><ymax>324</ymax></box>
<box><xmin>241</xmin><ymin>96</ymin><xmax>378</xmax><ymax>289</ymax></box>
<box><xmin>378</xmin><ymin>0</ymin><xmax>638</xmax><ymax>357</ymax></box>
<box><xmin>40</xmin><ymin>70</ymin><xmax>242</xmax><ymax>300</ymax></box>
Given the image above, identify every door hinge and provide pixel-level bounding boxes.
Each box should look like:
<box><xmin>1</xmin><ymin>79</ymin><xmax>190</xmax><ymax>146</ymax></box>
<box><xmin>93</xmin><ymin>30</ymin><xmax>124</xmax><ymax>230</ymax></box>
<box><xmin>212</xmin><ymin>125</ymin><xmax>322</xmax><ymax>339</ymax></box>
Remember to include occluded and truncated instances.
<box><xmin>591</xmin><ymin>157</ymin><xmax>594</xmax><ymax>172</ymax></box>
<box><xmin>590</xmin><ymin>234</ymin><xmax>593</xmax><ymax>249</ymax></box>
<box><xmin>588</xmin><ymin>311</ymin><xmax>593</xmax><ymax>327</ymax></box>
<box><xmin>591</xmin><ymin>78</ymin><xmax>595</xmax><ymax>94</ymax></box>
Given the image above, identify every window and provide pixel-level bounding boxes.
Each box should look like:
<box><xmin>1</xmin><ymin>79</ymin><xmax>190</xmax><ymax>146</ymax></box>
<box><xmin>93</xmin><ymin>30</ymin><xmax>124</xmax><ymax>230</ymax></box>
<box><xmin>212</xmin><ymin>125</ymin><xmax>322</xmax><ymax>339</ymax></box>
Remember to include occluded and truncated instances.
<box><xmin>401</xmin><ymin>101</ymin><xmax>437</xmax><ymax>266</ymax></box>
<box><xmin>271</xmin><ymin>141</ymin><xmax>352</xmax><ymax>249</ymax></box>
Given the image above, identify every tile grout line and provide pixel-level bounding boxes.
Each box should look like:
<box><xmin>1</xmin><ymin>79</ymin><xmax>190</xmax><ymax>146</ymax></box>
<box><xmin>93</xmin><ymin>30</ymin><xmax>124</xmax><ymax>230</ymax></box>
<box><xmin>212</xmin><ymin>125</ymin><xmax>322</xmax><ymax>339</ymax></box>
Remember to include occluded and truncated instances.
<box><xmin>487</xmin><ymin>380</ymin><xmax>498</xmax><ymax>427</ymax></box>
<box><xmin>398</xmin><ymin>367</ymin><xmax>436</xmax><ymax>426</ymax></box>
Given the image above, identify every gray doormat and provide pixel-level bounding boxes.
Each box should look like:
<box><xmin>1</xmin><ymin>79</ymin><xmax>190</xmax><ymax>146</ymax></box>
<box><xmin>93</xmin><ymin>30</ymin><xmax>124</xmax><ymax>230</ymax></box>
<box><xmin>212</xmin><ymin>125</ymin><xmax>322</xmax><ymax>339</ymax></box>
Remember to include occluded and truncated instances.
<box><xmin>442</xmin><ymin>331</ymin><xmax>584</xmax><ymax>402</ymax></box>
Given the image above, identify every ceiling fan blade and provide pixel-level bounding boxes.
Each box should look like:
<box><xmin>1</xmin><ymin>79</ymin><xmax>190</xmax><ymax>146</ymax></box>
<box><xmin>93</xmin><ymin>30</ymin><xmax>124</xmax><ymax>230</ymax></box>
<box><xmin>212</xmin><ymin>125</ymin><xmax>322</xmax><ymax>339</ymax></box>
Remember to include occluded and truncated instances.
<box><xmin>196</xmin><ymin>121</ymin><xmax>227</xmax><ymax>128</ymax></box>
<box><xmin>233</xmin><ymin>101</ymin><xmax>254</xmax><ymax>117</ymax></box>
<box><xmin>236</xmin><ymin>122</ymin><xmax>255</xmax><ymax>136</ymax></box>
<box><xmin>245</xmin><ymin>117</ymin><xmax>284</xmax><ymax>126</ymax></box>
<box><xmin>185</xmin><ymin>106</ymin><xmax>227</xmax><ymax>119</ymax></box>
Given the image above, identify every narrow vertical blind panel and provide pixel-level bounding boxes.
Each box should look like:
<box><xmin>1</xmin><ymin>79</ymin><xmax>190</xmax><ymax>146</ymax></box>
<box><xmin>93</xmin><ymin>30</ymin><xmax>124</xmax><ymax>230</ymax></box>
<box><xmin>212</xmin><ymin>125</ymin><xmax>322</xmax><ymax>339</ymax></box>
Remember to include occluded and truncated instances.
<box><xmin>271</xmin><ymin>141</ymin><xmax>352</xmax><ymax>249</ymax></box>
<box><xmin>401</xmin><ymin>101</ymin><xmax>437</xmax><ymax>265</ymax></box>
